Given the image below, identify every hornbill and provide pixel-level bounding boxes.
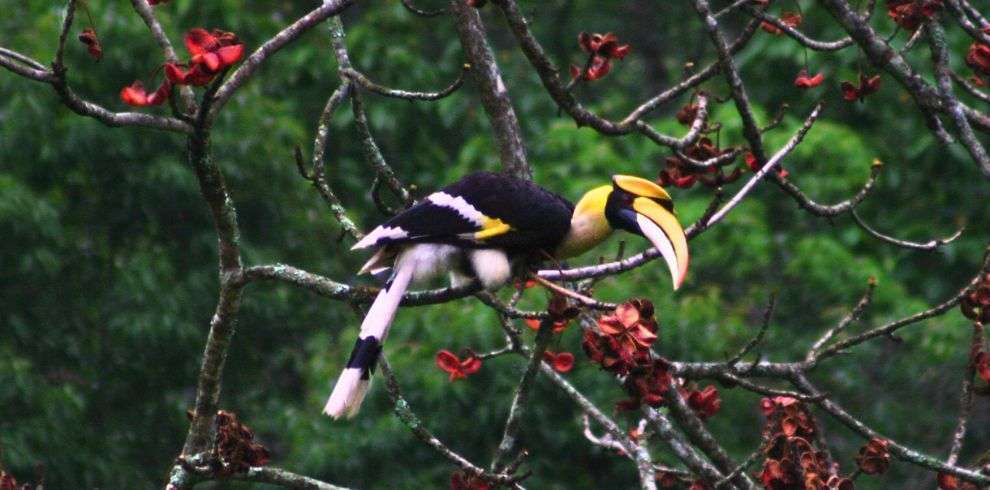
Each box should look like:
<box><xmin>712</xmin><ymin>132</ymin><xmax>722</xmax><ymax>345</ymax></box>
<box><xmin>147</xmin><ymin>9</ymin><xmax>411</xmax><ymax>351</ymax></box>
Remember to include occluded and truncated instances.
<box><xmin>325</xmin><ymin>171</ymin><xmax>689</xmax><ymax>418</ymax></box>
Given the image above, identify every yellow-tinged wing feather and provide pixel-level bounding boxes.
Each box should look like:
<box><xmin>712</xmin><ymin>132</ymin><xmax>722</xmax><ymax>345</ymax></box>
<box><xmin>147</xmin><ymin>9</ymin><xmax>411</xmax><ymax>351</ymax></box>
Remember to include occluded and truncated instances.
<box><xmin>470</xmin><ymin>218</ymin><xmax>513</xmax><ymax>241</ymax></box>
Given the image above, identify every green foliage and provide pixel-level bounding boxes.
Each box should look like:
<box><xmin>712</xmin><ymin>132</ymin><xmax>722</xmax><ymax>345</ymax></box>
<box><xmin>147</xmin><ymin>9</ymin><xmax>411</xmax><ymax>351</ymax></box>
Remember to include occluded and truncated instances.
<box><xmin>1</xmin><ymin>1</ymin><xmax>989</xmax><ymax>488</ymax></box>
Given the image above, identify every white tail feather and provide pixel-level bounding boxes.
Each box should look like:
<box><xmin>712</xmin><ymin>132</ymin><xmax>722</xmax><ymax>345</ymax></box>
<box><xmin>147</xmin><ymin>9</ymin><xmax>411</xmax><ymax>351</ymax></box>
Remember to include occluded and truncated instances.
<box><xmin>324</xmin><ymin>257</ymin><xmax>415</xmax><ymax>418</ymax></box>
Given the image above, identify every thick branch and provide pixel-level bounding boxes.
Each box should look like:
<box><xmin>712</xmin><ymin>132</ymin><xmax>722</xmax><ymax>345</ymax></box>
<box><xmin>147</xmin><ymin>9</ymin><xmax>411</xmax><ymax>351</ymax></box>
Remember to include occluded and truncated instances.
<box><xmin>450</xmin><ymin>0</ymin><xmax>530</xmax><ymax>179</ymax></box>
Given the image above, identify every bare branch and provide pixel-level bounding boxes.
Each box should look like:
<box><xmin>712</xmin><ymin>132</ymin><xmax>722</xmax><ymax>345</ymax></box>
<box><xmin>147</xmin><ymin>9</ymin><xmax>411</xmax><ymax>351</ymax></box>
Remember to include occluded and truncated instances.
<box><xmin>806</xmin><ymin>278</ymin><xmax>877</xmax><ymax>365</ymax></box>
<box><xmin>927</xmin><ymin>19</ymin><xmax>990</xmax><ymax>174</ymax></box>
<box><xmin>726</xmin><ymin>294</ymin><xmax>776</xmax><ymax>367</ymax></box>
<box><xmin>244</xmin><ymin>263</ymin><xmax>483</xmax><ymax>306</ymax></box>
<box><xmin>851</xmin><ymin>209</ymin><xmax>963</xmax><ymax>250</ymax></box>
<box><xmin>401</xmin><ymin>0</ymin><xmax>447</xmax><ymax>17</ymax></box>
<box><xmin>177</xmin><ymin>462</ymin><xmax>353</xmax><ymax>490</ymax></box>
<box><xmin>379</xmin><ymin>356</ymin><xmax>524</xmax><ymax>486</ymax></box>
<box><xmin>450</xmin><ymin>0</ymin><xmax>530</xmax><ymax>180</ymax></box>
<box><xmin>771</xmin><ymin>161</ymin><xmax>882</xmax><ymax>217</ymax></box>
<box><xmin>947</xmin><ymin>322</ymin><xmax>984</xmax><ymax>465</ymax></box>
<box><xmin>491</xmin><ymin>318</ymin><xmax>555</xmax><ymax>471</ymax></box>
<box><xmin>664</xmin><ymin>387</ymin><xmax>758</xmax><ymax>489</ymax></box>
<box><xmin>0</xmin><ymin>51</ymin><xmax>55</xmax><ymax>82</ymax></box>
<box><xmin>328</xmin><ymin>17</ymin><xmax>414</xmax><ymax>206</ymax></box>
<box><xmin>704</xmin><ymin>103</ymin><xmax>823</xmax><ymax>227</ymax></box>
<box><xmin>745</xmin><ymin>6</ymin><xmax>854</xmax><ymax>51</ymax></box>
<box><xmin>342</xmin><ymin>65</ymin><xmax>468</xmax><ymax>101</ymax></box>
<box><xmin>307</xmin><ymin>80</ymin><xmax>364</xmax><ymax>241</ymax></box>
<box><xmin>815</xmin><ymin>254</ymin><xmax>990</xmax><ymax>360</ymax></box>
<box><xmin>644</xmin><ymin>407</ymin><xmax>725</xmax><ymax>485</ymax></box>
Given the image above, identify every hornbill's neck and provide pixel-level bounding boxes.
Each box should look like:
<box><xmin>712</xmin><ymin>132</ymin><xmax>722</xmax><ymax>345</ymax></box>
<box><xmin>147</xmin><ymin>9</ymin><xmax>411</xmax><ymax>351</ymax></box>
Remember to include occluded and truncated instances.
<box><xmin>554</xmin><ymin>185</ymin><xmax>614</xmax><ymax>259</ymax></box>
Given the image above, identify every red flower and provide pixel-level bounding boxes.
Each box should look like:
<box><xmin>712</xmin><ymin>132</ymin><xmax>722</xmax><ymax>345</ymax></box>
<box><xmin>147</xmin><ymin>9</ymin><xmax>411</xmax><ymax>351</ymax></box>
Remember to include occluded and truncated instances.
<box><xmin>78</xmin><ymin>27</ymin><xmax>102</xmax><ymax>61</ymax></box>
<box><xmin>598</xmin><ymin>300</ymin><xmax>659</xmax><ymax>357</ymax></box>
<box><xmin>886</xmin><ymin>0</ymin><xmax>943</xmax><ymax>31</ymax></box>
<box><xmin>683</xmin><ymin>385</ymin><xmax>721</xmax><ymax>420</ymax></box>
<box><xmin>215</xmin><ymin>410</ymin><xmax>270</xmax><ymax>475</ymax></box>
<box><xmin>166</xmin><ymin>28</ymin><xmax>244</xmax><ymax>86</ymax></box>
<box><xmin>656</xmin><ymin>471</ymin><xmax>679</xmax><ymax>488</ymax></box>
<box><xmin>744</xmin><ymin>151</ymin><xmax>789</xmax><ymax>178</ymax></box>
<box><xmin>120</xmin><ymin>80</ymin><xmax>172</xmax><ymax>107</ymax></box>
<box><xmin>543</xmin><ymin>351</ymin><xmax>575</xmax><ymax>373</ymax></box>
<box><xmin>793</xmin><ymin>69</ymin><xmax>824</xmax><ymax>89</ymax></box>
<box><xmin>165</xmin><ymin>62</ymin><xmax>216</xmax><ymax>86</ymax></box>
<box><xmin>676</xmin><ymin>102</ymin><xmax>699</xmax><ymax>125</ymax></box>
<box><xmin>466</xmin><ymin>0</ymin><xmax>488</xmax><ymax>7</ymax></box>
<box><xmin>571</xmin><ymin>32</ymin><xmax>630</xmax><ymax>81</ymax></box>
<box><xmin>687</xmin><ymin>481</ymin><xmax>709</xmax><ymax>490</ymax></box>
<box><xmin>436</xmin><ymin>350</ymin><xmax>482</xmax><ymax>381</ymax></box>
<box><xmin>659</xmin><ymin>137</ymin><xmax>742</xmax><ymax>189</ymax></box>
<box><xmin>450</xmin><ymin>470</ymin><xmax>490</xmax><ymax>490</ymax></box>
<box><xmin>974</xmin><ymin>351</ymin><xmax>990</xmax><ymax>382</ymax></box>
<box><xmin>149</xmin><ymin>0</ymin><xmax>170</xmax><ymax>4</ymax></box>
<box><xmin>856</xmin><ymin>438</ymin><xmax>891</xmax><ymax>475</ymax></box>
<box><xmin>524</xmin><ymin>294</ymin><xmax>577</xmax><ymax>333</ymax></box>
<box><xmin>760</xmin><ymin>395</ymin><xmax>799</xmax><ymax>416</ymax></box>
<box><xmin>966</xmin><ymin>32</ymin><xmax>990</xmax><ymax>77</ymax></box>
<box><xmin>841</xmin><ymin>73</ymin><xmax>882</xmax><ymax>102</ymax></box>
<box><xmin>186</xmin><ymin>28</ymin><xmax>244</xmax><ymax>71</ymax></box>
<box><xmin>761</xmin><ymin>11</ymin><xmax>803</xmax><ymax>35</ymax></box>
<box><xmin>618</xmin><ymin>359</ymin><xmax>672</xmax><ymax>411</ymax></box>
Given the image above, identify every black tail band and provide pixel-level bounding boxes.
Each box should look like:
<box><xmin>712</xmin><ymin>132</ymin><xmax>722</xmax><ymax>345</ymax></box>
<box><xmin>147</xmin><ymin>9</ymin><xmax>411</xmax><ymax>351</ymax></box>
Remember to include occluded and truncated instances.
<box><xmin>345</xmin><ymin>336</ymin><xmax>383</xmax><ymax>379</ymax></box>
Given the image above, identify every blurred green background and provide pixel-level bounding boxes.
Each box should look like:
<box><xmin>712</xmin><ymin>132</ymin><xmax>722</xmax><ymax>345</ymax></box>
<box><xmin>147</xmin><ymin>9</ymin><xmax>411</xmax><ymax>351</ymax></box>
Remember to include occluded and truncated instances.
<box><xmin>2</xmin><ymin>1</ymin><xmax>989</xmax><ymax>488</ymax></box>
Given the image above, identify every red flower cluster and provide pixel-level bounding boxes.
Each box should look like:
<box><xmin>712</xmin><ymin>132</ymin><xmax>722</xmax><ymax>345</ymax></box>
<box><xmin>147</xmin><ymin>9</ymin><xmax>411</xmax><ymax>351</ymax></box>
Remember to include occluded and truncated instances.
<box><xmin>544</xmin><ymin>350</ymin><xmax>575</xmax><ymax>373</ymax></box>
<box><xmin>745</xmin><ymin>152</ymin><xmax>789</xmax><ymax>178</ymax></box>
<box><xmin>570</xmin><ymin>32</ymin><xmax>630</xmax><ymax>82</ymax></box>
<box><xmin>960</xmin><ymin>272</ymin><xmax>990</xmax><ymax>323</ymax></box>
<box><xmin>121</xmin><ymin>27</ymin><xmax>244</xmax><ymax>107</ymax></box>
<box><xmin>793</xmin><ymin>69</ymin><xmax>824</xmax><ymax>89</ymax></box>
<box><xmin>886</xmin><ymin>0</ymin><xmax>943</xmax><ymax>31</ymax></box>
<box><xmin>659</xmin><ymin>136</ymin><xmax>743</xmax><ymax>189</ymax></box>
<box><xmin>583</xmin><ymin>299</ymin><xmax>659</xmax><ymax>376</ymax></box>
<box><xmin>78</xmin><ymin>27</ymin><xmax>102</xmax><ymax>61</ymax></box>
<box><xmin>855</xmin><ymin>438</ymin><xmax>891</xmax><ymax>475</ymax></box>
<box><xmin>617</xmin><ymin>358</ymin><xmax>673</xmax><ymax>411</ymax></box>
<box><xmin>975</xmin><ymin>351</ymin><xmax>990</xmax><ymax>382</ymax></box>
<box><xmin>0</xmin><ymin>470</ymin><xmax>30</xmax><ymax>490</ymax></box>
<box><xmin>165</xmin><ymin>28</ymin><xmax>245</xmax><ymax>86</ymax></box>
<box><xmin>761</xmin><ymin>12</ymin><xmax>803</xmax><ymax>35</ymax></box>
<box><xmin>966</xmin><ymin>27</ymin><xmax>990</xmax><ymax>84</ymax></box>
<box><xmin>656</xmin><ymin>471</ymin><xmax>680</xmax><ymax>488</ymax></box>
<box><xmin>436</xmin><ymin>350</ymin><xmax>482</xmax><ymax>381</ymax></box>
<box><xmin>841</xmin><ymin>73</ymin><xmax>881</xmax><ymax>102</ymax></box>
<box><xmin>215</xmin><ymin>410</ymin><xmax>271</xmax><ymax>475</ymax></box>
<box><xmin>757</xmin><ymin>397</ymin><xmax>853</xmax><ymax>490</ymax></box>
<box><xmin>149</xmin><ymin>0</ymin><xmax>170</xmax><ymax>4</ymax></box>
<box><xmin>120</xmin><ymin>80</ymin><xmax>172</xmax><ymax>107</ymax></box>
<box><xmin>681</xmin><ymin>384</ymin><xmax>721</xmax><ymax>420</ymax></box>
<box><xmin>450</xmin><ymin>470</ymin><xmax>490</xmax><ymax>490</ymax></box>
<box><xmin>937</xmin><ymin>472</ymin><xmax>980</xmax><ymax>490</ymax></box>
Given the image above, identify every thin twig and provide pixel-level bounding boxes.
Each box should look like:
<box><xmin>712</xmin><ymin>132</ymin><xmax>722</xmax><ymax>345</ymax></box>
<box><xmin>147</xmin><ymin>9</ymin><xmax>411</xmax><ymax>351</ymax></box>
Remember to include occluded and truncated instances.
<box><xmin>806</xmin><ymin>278</ymin><xmax>877</xmax><ymax>365</ymax></box>
<box><xmin>342</xmin><ymin>65</ymin><xmax>468</xmax><ymax>101</ymax></box>
<box><xmin>379</xmin><ymin>356</ymin><xmax>524</xmax><ymax>486</ymax></box>
<box><xmin>851</xmin><ymin>209</ymin><xmax>963</xmax><ymax>251</ymax></box>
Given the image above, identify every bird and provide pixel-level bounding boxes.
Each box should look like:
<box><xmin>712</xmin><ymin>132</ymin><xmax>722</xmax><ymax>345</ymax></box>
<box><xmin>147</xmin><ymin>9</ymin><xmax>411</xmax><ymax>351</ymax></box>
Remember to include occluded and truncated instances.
<box><xmin>324</xmin><ymin>171</ymin><xmax>689</xmax><ymax>418</ymax></box>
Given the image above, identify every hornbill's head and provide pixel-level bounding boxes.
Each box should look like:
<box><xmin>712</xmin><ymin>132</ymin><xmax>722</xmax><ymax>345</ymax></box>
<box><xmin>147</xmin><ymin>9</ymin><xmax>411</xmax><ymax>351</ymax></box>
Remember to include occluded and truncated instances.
<box><xmin>558</xmin><ymin>175</ymin><xmax>689</xmax><ymax>290</ymax></box>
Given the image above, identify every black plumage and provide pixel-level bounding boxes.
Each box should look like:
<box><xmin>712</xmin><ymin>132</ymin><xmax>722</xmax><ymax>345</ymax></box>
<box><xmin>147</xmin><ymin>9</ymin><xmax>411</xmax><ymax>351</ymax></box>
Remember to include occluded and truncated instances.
<box><xmin>364</xmin><ymin>171</ymin><xmax>574</xmax><ymax>255</ymax></box>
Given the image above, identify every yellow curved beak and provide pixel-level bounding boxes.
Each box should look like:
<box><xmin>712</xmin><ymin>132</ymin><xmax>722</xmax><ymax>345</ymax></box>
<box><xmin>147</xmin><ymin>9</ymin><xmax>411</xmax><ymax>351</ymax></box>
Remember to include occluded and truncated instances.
<box><xmin>631</xmin><ymin>197</ymin><xmax>690</xmax><ymax>290</ymax></box>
